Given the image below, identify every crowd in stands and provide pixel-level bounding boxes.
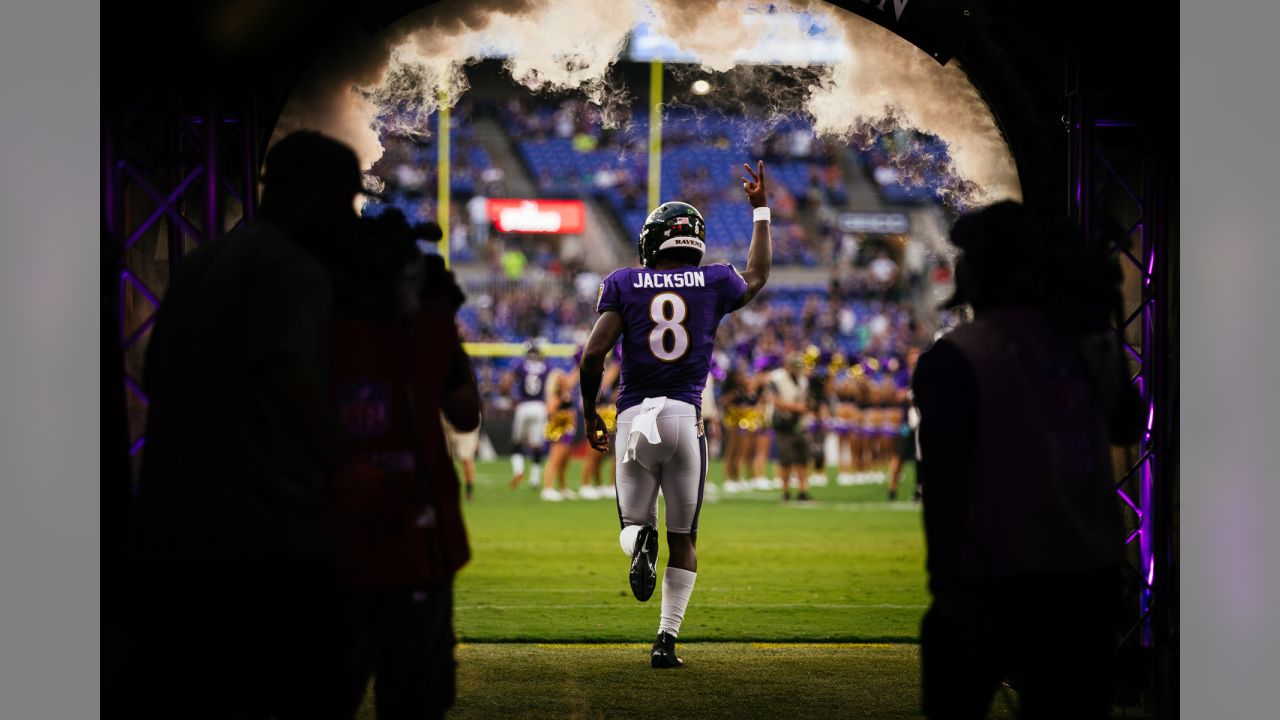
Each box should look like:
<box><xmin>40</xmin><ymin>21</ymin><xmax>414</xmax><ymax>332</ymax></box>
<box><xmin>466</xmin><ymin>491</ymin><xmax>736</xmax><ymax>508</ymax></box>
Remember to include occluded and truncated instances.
<box><xmin>362</xmin><ymin>92</ymin><xmax>962</xmax><ymax>275</ymax></box>
<box><xmin>364</xmin><ymin>98</ymin><xmax>503</xmax><ymax>263</ymax></box>
<box><xmin>357</xmin><ymin>93</ymin><xmax>959</xmax><ymax>420</ymax></box>
<box><xmin>502</xmin><ymin>97</ymin><xmax>852</xmax><ymax>266</ymax></box>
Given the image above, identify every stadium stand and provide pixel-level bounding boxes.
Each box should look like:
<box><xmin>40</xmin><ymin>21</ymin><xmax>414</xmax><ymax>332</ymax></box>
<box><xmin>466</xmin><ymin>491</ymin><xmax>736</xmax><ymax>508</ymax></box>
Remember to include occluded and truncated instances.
<box><xmin>357</xmin><ymin>90</ymin><xmax>958</xmax><ymax>429</ymax></box>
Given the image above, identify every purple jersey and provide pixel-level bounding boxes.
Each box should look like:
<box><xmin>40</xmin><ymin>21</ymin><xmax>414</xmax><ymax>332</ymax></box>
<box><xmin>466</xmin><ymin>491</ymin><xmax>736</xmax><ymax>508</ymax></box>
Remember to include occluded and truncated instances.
<box><xmin>598</xmin><ymin>263</ymin><xmax>748</xmax><ymax>413</ymax></box>
<box><xmin>514</xmin><ymin>358</ymin><xmax>550</xmax><ymax>402</ymax></box>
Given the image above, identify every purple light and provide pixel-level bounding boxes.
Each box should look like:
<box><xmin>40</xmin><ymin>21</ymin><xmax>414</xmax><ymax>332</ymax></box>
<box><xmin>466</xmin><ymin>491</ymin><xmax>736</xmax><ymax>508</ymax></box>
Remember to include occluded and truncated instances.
<box><xmin>1117</xmin><ymin>489</ymin><xmax>1141</xmax><ymax>515</ymax></box>
<box><xmin>124</xmin><ymin>375</ymin><xmax>150</xmax><ymax>406</ymax></box>
<box><xmin>1147</xmin><ymin>403</ymin><xmax>1154</xmax><ymax>431</ymax></box>
<box><xmin>130</xmin><ymin>437</ymin><xmax>146</xmax><ymax>457</ymax></box>
<box><xmin>123</xmin><ymin>270</ymin><xmax>162</xmax><ymax>308</ymax></box>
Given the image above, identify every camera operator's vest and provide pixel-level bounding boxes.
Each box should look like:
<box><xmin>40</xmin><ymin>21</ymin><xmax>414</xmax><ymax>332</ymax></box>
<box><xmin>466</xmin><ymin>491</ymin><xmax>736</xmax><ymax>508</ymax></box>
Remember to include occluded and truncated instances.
<box><xmin>942</xmin><ymin>307</ymin><xmax>1125</xmax><ymax>578</ymax></box>
<box><xmin>327</xmin><ymin>308</ymin><xmax>471</xmax><ymax>587</ymax></box>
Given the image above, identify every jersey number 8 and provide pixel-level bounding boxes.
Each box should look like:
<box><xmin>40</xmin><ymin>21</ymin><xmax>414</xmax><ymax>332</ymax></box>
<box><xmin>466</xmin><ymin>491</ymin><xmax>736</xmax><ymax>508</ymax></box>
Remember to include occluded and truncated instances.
<box><xmin>648</xmin><ymin>292</ymin><xmax>689</xmax><ymax>362</ymax></box>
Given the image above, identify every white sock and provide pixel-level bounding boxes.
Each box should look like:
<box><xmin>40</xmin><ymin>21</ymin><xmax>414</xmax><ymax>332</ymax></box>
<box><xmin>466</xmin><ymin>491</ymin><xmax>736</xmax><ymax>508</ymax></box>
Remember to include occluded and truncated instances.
<box><xmin>620</xmin><ymin>524</ymin><xmax>641</xmax><ymax>556</ymax></box>
<box><xmin>658</xmin><ymin>567</ymin><xmax>697</xmax><ymax>637</ymax></box>
<box><xmin>530</xmin><ymin>464</ymin><xmax>542</xmax><ymax>487</ymax></box>
<box><xmin>511</xmin><ymin>454</ymin><xmax>526</xmax><ymax>475</ymax></box>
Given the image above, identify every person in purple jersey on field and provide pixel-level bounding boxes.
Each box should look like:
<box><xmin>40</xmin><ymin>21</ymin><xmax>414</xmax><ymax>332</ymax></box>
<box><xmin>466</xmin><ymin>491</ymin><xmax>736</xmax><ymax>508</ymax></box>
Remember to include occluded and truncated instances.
<box><xmin>579</xmin><ymin>161</ymin><xmax>772</xmax><ymax>669</ymax></box>
<box><xmin>508</xmin><ymin>342</ymin><xmax>550</xmax><ymax>490</ymax></box>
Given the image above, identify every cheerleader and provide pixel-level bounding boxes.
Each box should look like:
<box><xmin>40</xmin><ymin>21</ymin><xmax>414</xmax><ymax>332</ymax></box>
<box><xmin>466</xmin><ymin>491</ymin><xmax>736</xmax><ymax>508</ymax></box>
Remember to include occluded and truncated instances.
<box><xmin>853</xmin><ymin>360</ymin><xmax>879</xmax><ymax>483</ymax></box>
<box><xmin>720</xmin><ymin>367</ymin><xmax>757</xmax><ymax>493</ymax></box>
<box><xmin>886</xmin><ymin>347</ymin><xmax>922</xmax><ymax>502</ymax></box>
<box><xmin>749</xmin><ymin>355</ymin><xmax>779</xmax><ymax>490</ymax></box>
<box><xmin>875</xmin><ymin>356</ymin><xmax>904</xmax><ymax>470</ymax></box>
<box><xmin>541</xmin><ymin>358</ymin><xmax>579</xmax><ymax>502</ymax></box>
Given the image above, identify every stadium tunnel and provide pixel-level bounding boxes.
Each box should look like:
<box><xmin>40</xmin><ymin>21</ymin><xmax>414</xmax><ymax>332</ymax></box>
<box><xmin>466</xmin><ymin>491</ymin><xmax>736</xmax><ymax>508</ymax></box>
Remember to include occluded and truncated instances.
<box><xmin>103</xmin><ymin>0</ymin><xmax>1177</xmax><ymax>714</ymax></box>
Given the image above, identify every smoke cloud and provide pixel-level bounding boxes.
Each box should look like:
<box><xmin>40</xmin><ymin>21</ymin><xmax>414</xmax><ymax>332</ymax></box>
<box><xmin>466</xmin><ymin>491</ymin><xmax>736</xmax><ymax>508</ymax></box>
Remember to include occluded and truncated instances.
<box><xmin>274</xmin><ymin>0</ymin><xmax>1020</xmax><ymax>205</ymax></box>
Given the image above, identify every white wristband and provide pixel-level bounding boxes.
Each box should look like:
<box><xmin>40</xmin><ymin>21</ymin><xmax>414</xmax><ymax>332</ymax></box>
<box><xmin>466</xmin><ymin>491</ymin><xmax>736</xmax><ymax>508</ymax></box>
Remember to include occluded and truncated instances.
<box><xmin>752</xmin><ymin>206</ymin><xmax>771</xmax><ymax>224</ymax></box>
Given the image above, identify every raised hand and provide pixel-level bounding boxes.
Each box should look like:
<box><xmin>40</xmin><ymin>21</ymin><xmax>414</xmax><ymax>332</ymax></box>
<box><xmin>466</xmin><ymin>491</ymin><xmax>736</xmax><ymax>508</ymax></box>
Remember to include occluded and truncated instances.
<box><xmin>741</xmin><ymin>160</ymin><xmax>768</xmax><ymax>209</ymax></box>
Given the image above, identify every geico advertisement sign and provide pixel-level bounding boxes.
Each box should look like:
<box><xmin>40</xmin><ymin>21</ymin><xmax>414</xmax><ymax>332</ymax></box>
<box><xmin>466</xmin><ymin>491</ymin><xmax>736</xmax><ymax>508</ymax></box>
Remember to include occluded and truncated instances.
<box><xmin>487</xmin><ymin>199</ymin><xmax>585</xmax><ymax>234</ymax></box>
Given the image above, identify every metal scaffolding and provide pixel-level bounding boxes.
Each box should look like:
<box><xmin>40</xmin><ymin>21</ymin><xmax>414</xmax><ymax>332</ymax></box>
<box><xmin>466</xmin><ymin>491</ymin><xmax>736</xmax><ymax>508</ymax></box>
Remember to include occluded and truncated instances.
<box><xmin>103</xmin><ymin>91</ymin><xmax>261</xmax><ymax>470</ymax></box>
<box><xmin>1066</xmin><ymin>32</ymin><xmax>1176</xmax><ymax>715</ymax></box>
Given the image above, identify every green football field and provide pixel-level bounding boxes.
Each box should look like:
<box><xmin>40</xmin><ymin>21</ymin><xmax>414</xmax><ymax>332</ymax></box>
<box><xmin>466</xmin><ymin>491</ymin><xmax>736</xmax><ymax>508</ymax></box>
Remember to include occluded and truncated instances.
<box><xmin>453</xmin><ymin>457</ymin><xmax>929</xmax><ymax>643</ymax></box>
<box><xmin>354</xmin><ymin>457</ymin><xmax>1023</xmax><ymax>719</ymax></box>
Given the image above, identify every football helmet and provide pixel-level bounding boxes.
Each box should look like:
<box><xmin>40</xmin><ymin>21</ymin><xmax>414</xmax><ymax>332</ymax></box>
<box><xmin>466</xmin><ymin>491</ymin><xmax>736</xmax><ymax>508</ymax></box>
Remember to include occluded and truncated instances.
<box><xmin>638</xmin><ymin>202</ymin><xmax>706</xmax><ymax>268</ymax></box>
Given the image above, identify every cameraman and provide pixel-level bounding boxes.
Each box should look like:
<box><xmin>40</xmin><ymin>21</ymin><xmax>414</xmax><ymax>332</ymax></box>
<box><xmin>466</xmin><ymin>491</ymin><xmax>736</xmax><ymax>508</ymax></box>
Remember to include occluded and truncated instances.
<box><xmin>134</xmin><ymin>131</ymin><xmax>366</xmax><ymax>719</ymax></box>
<box><xmin>914</xmin><ymin>201</ymin><xmax>1141</xmax><ymax>720</ymax></box>
<box><xmin>767</xmin><ymin>353</ymin><xmax>812</xmax><ymax>501</ymax></box>
<box><xmin>328</xmin><ymin>209</ymin><xmax>477</xmax><ymax>720</ymax></box>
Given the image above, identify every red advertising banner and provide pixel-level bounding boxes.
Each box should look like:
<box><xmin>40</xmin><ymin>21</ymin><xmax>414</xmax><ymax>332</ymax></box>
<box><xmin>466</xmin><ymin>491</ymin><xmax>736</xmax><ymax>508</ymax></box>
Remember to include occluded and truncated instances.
<box><xmin>486</xmin><ymin>199</ymin><xmax>586</xmax><ymax>234</ymax></box>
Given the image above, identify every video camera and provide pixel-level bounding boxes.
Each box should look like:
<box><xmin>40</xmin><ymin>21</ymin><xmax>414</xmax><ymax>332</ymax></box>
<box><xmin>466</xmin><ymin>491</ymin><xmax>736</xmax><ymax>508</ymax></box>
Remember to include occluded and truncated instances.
<box><xmin>351</xmin><ymin>207</ymin><xmax>466</xmax><ymax>313</ymax></box>
<box><xmin>357</xmin><ymin>208</ymin><xmax>444</xmax><ymax>246</ymax></box>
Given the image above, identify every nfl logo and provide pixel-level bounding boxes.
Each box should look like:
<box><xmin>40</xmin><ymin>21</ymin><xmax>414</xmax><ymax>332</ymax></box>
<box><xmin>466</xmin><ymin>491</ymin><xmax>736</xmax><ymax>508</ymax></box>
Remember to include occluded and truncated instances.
<box><xmin>338</xmin><ymin>380</ymin><xmax>391</xmax><ymax>438</ymax></box>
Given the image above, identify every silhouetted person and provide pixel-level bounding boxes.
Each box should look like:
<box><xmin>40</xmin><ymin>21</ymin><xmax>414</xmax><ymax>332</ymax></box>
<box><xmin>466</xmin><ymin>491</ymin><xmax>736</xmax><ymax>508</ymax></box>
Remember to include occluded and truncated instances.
<box><xmin>325</xmin><ymin>211</ymin><xmax>477</xmax><ymax>719</ymax></box>
<box><xmin>133</xmin><ymin>131</ymin><xmax>366</xmax><ymax>719</ymax></box>
<box><xmin>914</xmin><ymin>202</ymin><xmax>1141</xmax><ymax>720</ymax></box>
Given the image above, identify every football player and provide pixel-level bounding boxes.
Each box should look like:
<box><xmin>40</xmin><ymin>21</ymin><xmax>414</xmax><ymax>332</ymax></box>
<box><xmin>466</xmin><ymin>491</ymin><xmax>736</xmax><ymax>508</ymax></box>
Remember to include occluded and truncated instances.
<box><xmin>579</xmin><ymin>161</ymin><xmax>772</xmax><ymax>669</ymax></box>
<box><xmin>509</xmin><ymin>342</ymin><xmax>549</xmax><ymax>490</ymax></box>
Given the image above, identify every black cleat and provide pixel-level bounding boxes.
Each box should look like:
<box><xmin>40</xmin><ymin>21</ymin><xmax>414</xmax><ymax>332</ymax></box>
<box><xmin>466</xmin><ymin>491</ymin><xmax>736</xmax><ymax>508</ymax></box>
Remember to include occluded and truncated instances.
<box><xmin>797</xmin><ymin>491</ymin><xmax>812</xmax><ymax>502</ymax></box>
<box><xmin>629</xmin><ymin>524</ymin><xmax>659</xmax><ymax>602</ymax></box>
<box><xmin>651</xmin><ymin>631</ymin><xmax>684</xmax><ymax>668</ymax></box>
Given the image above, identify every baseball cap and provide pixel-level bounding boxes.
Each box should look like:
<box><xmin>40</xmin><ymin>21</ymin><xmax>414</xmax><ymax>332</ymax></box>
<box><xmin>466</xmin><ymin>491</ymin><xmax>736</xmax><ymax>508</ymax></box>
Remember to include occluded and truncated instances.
<box><xmin>941</xmin><ymin>201</ymin><xmax>1035</xmax><ymax>310</ymax></box>
<box><xmin>261</xmin><ymin>130</ymin><xmax>383</xmax><ymax>199</ymax></box>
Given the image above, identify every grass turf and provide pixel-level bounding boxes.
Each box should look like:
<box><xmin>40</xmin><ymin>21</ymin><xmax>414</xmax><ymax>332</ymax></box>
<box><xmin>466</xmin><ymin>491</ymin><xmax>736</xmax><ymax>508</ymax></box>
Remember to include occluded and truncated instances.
<box><xmin>356</xmin><ymin>642</ymin><xmax>1017</xmax><ymax>720</ymax></box>
<box><xmin>354</xmin><ymin>458</ymin><xmax>975</xmax><ymax>718</ymax></box>
<box><xmin>454</xmin><ymin>457</ymin><xmax>927</xmax><ymax>643</ymax></box>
